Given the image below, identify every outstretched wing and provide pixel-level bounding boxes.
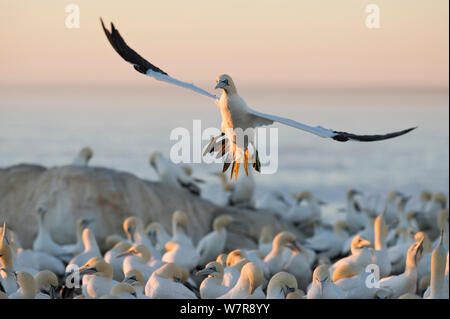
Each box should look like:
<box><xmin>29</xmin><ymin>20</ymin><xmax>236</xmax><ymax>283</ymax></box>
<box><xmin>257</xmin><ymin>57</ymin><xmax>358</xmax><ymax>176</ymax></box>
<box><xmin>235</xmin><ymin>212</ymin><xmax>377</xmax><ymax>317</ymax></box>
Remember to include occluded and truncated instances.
<box><xmin>248</xmin><ymin>109</ymin><xmax>416</xmax><ymax>142</ymax></box>
<box><xmin>100</xmin><ymin>18</ymin><xmax>218</xmax><ymax>100</ymax></box>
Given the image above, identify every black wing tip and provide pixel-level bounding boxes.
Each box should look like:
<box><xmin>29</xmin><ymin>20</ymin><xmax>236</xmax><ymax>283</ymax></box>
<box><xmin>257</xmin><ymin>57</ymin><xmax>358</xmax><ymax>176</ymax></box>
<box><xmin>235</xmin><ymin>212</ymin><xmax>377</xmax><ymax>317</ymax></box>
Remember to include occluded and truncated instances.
<box><xmin>332</xmin><ymin>126</ymin><xmax>418</xmax><ymax>142</ymax></box>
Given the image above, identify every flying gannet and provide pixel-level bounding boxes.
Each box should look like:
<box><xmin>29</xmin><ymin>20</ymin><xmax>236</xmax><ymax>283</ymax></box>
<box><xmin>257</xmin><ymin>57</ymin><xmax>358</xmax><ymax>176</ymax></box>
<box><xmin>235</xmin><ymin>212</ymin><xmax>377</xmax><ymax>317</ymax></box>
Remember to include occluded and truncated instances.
<box><xmin>100</xmin><ymin>19</ymin><xmax>416</xmax><ymax>179</ymax></box>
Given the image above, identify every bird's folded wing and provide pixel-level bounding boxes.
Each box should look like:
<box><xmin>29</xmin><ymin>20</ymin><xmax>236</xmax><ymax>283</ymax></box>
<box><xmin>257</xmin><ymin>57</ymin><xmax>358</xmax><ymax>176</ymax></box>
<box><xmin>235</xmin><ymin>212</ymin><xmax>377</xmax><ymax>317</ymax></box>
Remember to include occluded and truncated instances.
<box><xmin>100</xmin><ymin>18</ymin><xmax>218</xmax><ymax>100</ymax></box>
<box><xmin>305</xmin><ymin>235</ymin><xmax>331</xmax><ymax>251</ymax></box>
<box><xmin>248</xmin><ymin>109</ymin><xmax>416</xmax><ymax>142</ymax></box>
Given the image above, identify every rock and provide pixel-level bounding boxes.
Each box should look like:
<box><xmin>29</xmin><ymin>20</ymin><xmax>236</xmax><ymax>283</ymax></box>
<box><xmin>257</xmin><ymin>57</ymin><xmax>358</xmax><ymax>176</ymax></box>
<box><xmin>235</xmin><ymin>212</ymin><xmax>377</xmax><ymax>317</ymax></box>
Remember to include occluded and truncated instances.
<box><xmin>0</xmin><ymin>164</ymin><xmax>299</xmax><ymax>252</ymax></box>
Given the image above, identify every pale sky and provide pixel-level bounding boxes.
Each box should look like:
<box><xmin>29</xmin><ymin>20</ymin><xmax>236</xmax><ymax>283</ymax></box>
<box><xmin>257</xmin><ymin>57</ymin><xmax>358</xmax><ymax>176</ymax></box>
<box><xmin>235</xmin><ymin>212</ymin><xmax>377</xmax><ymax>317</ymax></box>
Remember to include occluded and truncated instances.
<box><xmin>0</xmin><ymin>0</ymin><xmax>448</xmax><ymax>88</ymax></box>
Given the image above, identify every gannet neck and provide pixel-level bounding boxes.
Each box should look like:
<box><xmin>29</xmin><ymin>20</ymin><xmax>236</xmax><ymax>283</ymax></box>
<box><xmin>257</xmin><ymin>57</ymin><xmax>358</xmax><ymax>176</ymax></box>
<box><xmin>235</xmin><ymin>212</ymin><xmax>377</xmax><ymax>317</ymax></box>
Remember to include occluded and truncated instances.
<box><xmin>430</xmin><ymin>236</ymin><xmax>446</xmax><ymax>298</ymax></box>
<box><xmin>82</xmin><ymin>228</ymin><xmax>100</xmax><ymax>254</ymax></box>
<box><xmin>374</xmin><ymin>215</ymin><xmax>388</xmax><ymax>250</ymax></box>
<box><xmin>0</xmin><ymin>242</ymin><xmax>14</xmax><ymax>270</ymax></box>
<box><xmin>17</xmin><ymin>272</ymin><xmax>37</xmax><ymax>299</ymax></box>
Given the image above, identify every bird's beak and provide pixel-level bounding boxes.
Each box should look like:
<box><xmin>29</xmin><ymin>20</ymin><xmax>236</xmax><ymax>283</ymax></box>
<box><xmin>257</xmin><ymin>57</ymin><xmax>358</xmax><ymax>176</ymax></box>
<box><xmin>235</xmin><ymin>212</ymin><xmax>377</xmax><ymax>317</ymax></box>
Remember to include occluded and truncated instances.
<box><xmin>359</xmin><ymin>239</ymin><xmax>372</xmax><ymax>248</ymax></box>
<box><xmin>215</xmin><ymin>81</ymin><xmax>226</xmax><ymax>89</ymax></box>
<box><xmin>116</xmin><ymin>250</ymin><xmax>134</xmax><ymax>259</ymax></box>
<box><xmin>81</xmin><ymin>218</ymin><xmax>93</xmax><ymax>229</ymax></box>
<box><xmin>124</xmin><ymin>275</ymin><xmax>137</xmax><ymax>284</ymax></box>
<box><xmin>127</xmin><ymin>226</ymin><xmax>135</xmax><ymax>242</ymax></box>
<box><xmin>286</xmin><ymin>287</ymin><xmax>296</xmax><ymax>294</ymax></box>
<box><xmin>415</xmin><ymin>237</ymin><xmax>424</xmax><ymax>263</ymax></box>
<box><xmin>79</xmin><ymin>266</ymin><xmax>96</xmax><ymax>276</ymax></box>
<box><xmin>196</xmin><ymin>267</ymin><xmax>215</xmax><ymax>276</ymax></box>
<box><xmin>286</xmin><ymin>241</ymin><xmax>302</xmax><ymax>253</ymax></box>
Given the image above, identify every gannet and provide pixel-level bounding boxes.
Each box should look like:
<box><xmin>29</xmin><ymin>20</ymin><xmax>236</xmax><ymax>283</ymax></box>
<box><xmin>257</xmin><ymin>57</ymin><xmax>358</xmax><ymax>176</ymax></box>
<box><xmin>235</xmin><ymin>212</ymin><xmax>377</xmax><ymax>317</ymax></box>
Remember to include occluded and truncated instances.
<box><xmin>79</xmin><ymin>257</ymin><xmax>119</xmax><ymax>299</ymax></box>
<box><xmin>218</xmin><ymin>262</ymin><xmax>264</xmax><ymax>299</ymax></box>
<box><xmin>32</xmin><ymin>205</ymin><xmax>73</xmax><ymax>262</ymax></box>
<box><xmin>34</xmin><ymin>270</ymin><xmax>58</xmax><ymax>299</ymax></box>
<box><xmin>258</xmin><ymin>226</ymin><xmax>274</xmax><ymax>257</ymax></box>
<box><xmin>9</xmin><ymin>272</ymin><xmax>37</xmax><ymax>299</ymax></box>
<box><xmin>264</xmin><ymin>232</ymin><xmax>299</xmax><ymax>277</ymax></box>
<box><xmin>306</xmin><ymin>265</ymin><xmax>344</xmax><ymax>299</ymax></box>
<box><xmin>72</xmin><ymin>147</ymin><xmax>93</xmax><ymax>166</ymax></box>
<box><xmin>123</xmin><ymin>269</ymin><xmax>147</xmax><ymax>299</ymax></box>
<box><xmin>344</xmin><ymin>189</ymin><xmax>369</xmax><ymax>234</ymax></box>
<box><xmin>162</xmin><ymin>241</ymin><xmax>199</xmax><ymax>271</ymax></box>
<box><xmin>145</xmin><ymin>263</ymin><xmax>197</xmax><ymax>299</ymax></box>
<box><xmin>104</xmin><ymin>241</ymin><xmax>132</xmax><ymax>282</ymax></box>
<box><xmin>100</xmin><ymin>19</ymin><xmax>416</xmax><ymax>179</ymax></box>
<box><xmin>145</xmin><ymin>222</ymin><xmax>171</xmax><ymax>254</ymax></box>
<box><xmin>330</xmin><ymin>235</ymin><xmax>372</xmax><ymax>276</ymax></box>
<box><xmin>0</xmin><ymin>226</ymin><xmax>19</xmax><ymax>295</ymax></box>
<box><xmin>107</xmin><ymin>282</ymin><xmax>137</xmax><ymax>299</ymax></box>
<box><xmin>423</xmin><ymin>232</ymin><xmax>449</xmax><ymax>299</ymax></box>
<box><xmin>255</xmin><ymin>191</ymin><xmax>292</xmax><ymax>217</ymax></box>
<box><xmin>433</xmin><ymin>209</ymin><xmax>449</xmax><ymax>249</ymax></box>
<box><xmin>332</xmin><ymin>263</ymin><xmax>377</xmax><ymax>299</ymax></box>
<box><xmin>61</xmin><ymin>218</ymin><xmax>93</xmax><ymax>255</ymax></box>
<box><xmin>283</xmin><ymin>245</ymin><xmax>312</xmax><ymax>292</ymax></box>
<box><xmin>266</xmin><ymin>272</ymin><xmax>298</xmax><ymax>299</ymax></box>
<box><xmin>284</xmin><ymin>191</ymin><xmax>324</xmax><ymax>227</ymax></box>
<box><xmin>387</xmin><ymin>227</ymin><xmax>415</xmax><ymax>275</ymax></box>
<box><xmin>223</xmin><ymin>250</ymin><xmax>249</xmax><ymax>288</ymax></box>
<box><xmin>305</xmin><ymin>221</ymin><xmax>350</xmax><ymax>260</ymax></box>
<box><xmin>196</xmin><ymin>261</ymin><xmax>230</xmax><ymax>299</ymax></box>
<box><xmin>414</xmin><ymin>232</ymin><xmax>433</xmax><ymax>281</ymax></box>
<box><xmin>66</xmin><ymin>228</ymin><xmax>102</xmax><ymax>271</ymax></box>
<box><xmin>149</xmin><ymin>152</ymin><xmax>202</xmax><ymax>196</ymax></box>
<box><xmin>123</xmin><ymin>216</ymin><xmax>161</xmax><ymax>260</ymax></box>
<box><xmin>372</xmin><ymin>211</ymin><xmax>392</xmax><ymax>277</ymax></box>
<box><xmin>378</xmin><ymin>238</ymin><xmax>424</xmax><ymax>298</ymax></box>
<box><xmin>117</xmin><ymin>244</ymin><xmax>163</xmax><ymax>282</ymax></box>
<box><xmin>196</xmin><ymin>215</ymin><xmax>233</xmax><ymax>266</ymax></box>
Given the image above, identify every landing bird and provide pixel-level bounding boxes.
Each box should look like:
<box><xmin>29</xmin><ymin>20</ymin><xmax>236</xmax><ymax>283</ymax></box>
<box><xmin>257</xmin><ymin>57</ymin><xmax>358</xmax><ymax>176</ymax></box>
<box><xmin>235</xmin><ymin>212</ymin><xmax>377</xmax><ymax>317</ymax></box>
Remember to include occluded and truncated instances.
<box><xmin>100</xmin><ymin>19</ymin><xmax>416</xmax><ymax>180</ymax></box>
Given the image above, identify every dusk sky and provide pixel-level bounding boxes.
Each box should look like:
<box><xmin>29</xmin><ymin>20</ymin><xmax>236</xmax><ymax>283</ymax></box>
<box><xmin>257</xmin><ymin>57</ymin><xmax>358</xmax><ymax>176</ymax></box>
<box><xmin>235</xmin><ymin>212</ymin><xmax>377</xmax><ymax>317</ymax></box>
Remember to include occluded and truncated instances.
<box><xmin>0</xmin><ymin>0</ymin><xmax>448</xmax><ymax>88</ymax></box>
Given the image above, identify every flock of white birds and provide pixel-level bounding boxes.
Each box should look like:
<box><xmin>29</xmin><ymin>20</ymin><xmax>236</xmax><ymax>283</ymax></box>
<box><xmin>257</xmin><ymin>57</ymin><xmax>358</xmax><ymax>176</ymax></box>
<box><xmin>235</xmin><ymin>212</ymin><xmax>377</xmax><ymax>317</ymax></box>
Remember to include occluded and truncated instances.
<box><xmin>0</xmin><ymin>148</ymin><xmax>448</xmax><ymax>299</ymax></box>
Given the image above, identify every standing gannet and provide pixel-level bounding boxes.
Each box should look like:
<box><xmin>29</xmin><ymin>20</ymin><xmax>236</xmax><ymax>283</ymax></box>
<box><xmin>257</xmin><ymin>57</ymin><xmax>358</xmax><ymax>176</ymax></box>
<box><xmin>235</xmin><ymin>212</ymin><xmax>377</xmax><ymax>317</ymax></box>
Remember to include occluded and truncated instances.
<box><xmin>258</xmin><ymin>226</ymin><xmax>274</xmax><ymax>257</ymax></box>
<box><xmin>104</xmin><ymin>241</ymin><xmax>132</xmax><ymax>282</ymax></box>
<box><xmin>266</xmin><ymin>272</ymin><xmax>298</xmax><ymax>299</ymax></box>
<box><xmin>123</xmin><ymin>217</ymin><xmax>161</xmax><ymax>260</ymax></box>
<box><xmin>9</xmin><ymin>272</ymin><xmax>37</xmax><ymax>299</ymax></box>
<box><xmin>100</xmin><ymin>18</ymin><xmax>415</xmax><ymax>179</ymax></box>
<box><xmin>61</xmin><ymin>218</ymin><xmax>93</xmax><ymax>255</ymax></box>
<box><xmin>344</xmin><ymin>189</ymin><xmax>368</xmax><ymax>234</ymax></box>
<box><xmin>306</xmin><ymin>265</ymin><xmax>344</xmax><ymax>299</ymax></box>
<box><xmin>34</xmin><ymin>270</ymin><xmax>58</xmax><ymax>299</ymax></box>
<box><xmin>149</xmin><ymin>152</ymin><xmax>202</xmax><ymax>196</ymax></box>
<box><xmin>378</xmin><ymin>238</ymin><xmax>424</xmax><ymax>298</ymax></box>
<box><xmin>117</xmin><ymin>244</ymin><xmax>163</xmax><ymax>282</ymax></box>
<box><xmin>196</xmin><ymin>215</ymin><xmax>233</xmax><ymax>266</ymax></box>
<box><xmin>79</xmin><ymin>257</ymin><xmax>118</xmax><ymax>299</ymax></box>
<box><xmin>145</xmin><ymin>222</ymin><xmax>171</xmax><ymax>255</ymax></box>
<box><xmin>423</xmin><ymin>232</ymin><xmax>449</xmax><ymax>299</ymax></box>
<box><xmin>218</xmin><ymin>262</ymin><xmax>264</xmax><ymax>299</ymax></box>
<box><xmin>32</xmin><ymin>205</ymin><xmax>73</xmax><ymax>262</ymax></box>
<box><xmin>330</xmin><ymin>235</ymin><xmax>372</xmax><ymax>276</ymax></box>
<box><xmin>196</xmin><ymin>261</ymin><xmax>230</xmax><ymax>299</ymax></box>
<box><xmin>372</xmin><ymin>211</ymin><xmax>392</xmax><ymax>277</ymax></box>
<box><xmin>387</xmin><ymin>227</ymin><xmax>416</xmax><ymax>275</ymax></box>
<box><xmin>66</xmin><ymin>228</ymin><xmax>101</xmax><ymax>271</ymax></box>
<box><xmin>264</xmin><ymin>232</ymin><xmax>299</xmax><ymax>277</ymax></box>
<box><xmin>72</xmin><ymin>147</ymin><xmax>94</xmax><ymax>166</ymax></box>
<box><xmin>305</xmin><ymin>221</ymin><xmax>350</xmax><ymax>260</ymax></box>
<box><xmin>145</xmin><ymin>263</ymin><xmax>197</xmax><ymax>299</ymax></box>
<box><xmin>123</xmin><ymin>269</ymin><xmax>147</xmax><ymax>299</ymax></box>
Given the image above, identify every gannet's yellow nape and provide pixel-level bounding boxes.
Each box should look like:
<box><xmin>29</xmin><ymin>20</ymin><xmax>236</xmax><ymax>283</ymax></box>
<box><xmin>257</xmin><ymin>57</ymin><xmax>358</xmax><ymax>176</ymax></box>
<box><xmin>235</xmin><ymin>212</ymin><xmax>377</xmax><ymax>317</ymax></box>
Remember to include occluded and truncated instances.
<box><xmin>213</xmin><ymin>215</ymin><xmax>233</xmax><ymax>231</ymax></box>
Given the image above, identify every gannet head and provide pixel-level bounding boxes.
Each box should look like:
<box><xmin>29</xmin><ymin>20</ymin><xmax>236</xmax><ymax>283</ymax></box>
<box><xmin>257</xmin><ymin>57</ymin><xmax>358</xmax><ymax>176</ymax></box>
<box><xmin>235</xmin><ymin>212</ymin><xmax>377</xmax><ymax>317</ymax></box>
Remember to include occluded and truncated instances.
<box><xmin>79</xmin><ymin>147</ymin><xmax>93</xmax><ymax>164</ymax></box>
<box><xmin>350</xmin><ymin>235</ymin><xmax>372</xmax><ymax>254</ymax></box>
<box><xmin>124</xmin><ymin>269</ymin><xmax>145</xmax><ymax>287</ymax></box>
<box><xmin>172</xmin><ymin>210</ymin><xmax>189</xmax><ymax>229</ymax></box>
<box><xmin>215</xmin><ymin>74</ymin><xmax>237</xmax><ymax>94</ymax></box>
<box><xmin>213</xmin><ymin>215</ymin><xmax>233</xmax><ymax>231</ymax></box>
<box><xmin>110</xmin><ymin>282</ymin><xmax>137</xmax><ymax>298</ymax></box>
<box><xmin>16</xmin><ymin>272</ymin><xmax>37</xmax><ymax>298</ymax></box>
<box><xmin>272</xmin><ymin>231</ymin><xmax>300</xmax><ymax>254</ymax></box>
<box><xmin>123</xmin><ymin>216</ymin><xmax>143</xmax><ymax>242</ymax></box>
<box><xmin>406</xmin><ymin>237</ymin><xmax>424</xmax><ymax>268</ymax></box>
<box><xmin>332</xmin><ymin>263</ymin><xmax>362</xmax><ymax>282</ymax></box>
<box><xmin>419</xmin><ymin>190</ymin><xmax>432</xmax><ymax>203</ymax></box>
<box><xmin>196</xmin><ymin>261</ymin><xmax>224</xmax><ymax>279</ymax></box>
<box><xmin>432</xmin><ymin>193</ymin><xmax>447</xmax><ymax>209</ymax></box>
<box><xmin>154</xmin><ymin>263</ymin><xmax>184</xmax><ymax>282</ymax></box>
<box><xmin>149</xmin><ymin>151</ymin><xmax>162</xmax><ymax>169</ymax></box>
<box><xmin>396</xmin><ymin>196</ymin><xmax>411</xmax><ymax>212</ymax></box>
<box><xmin>387</xmin><ymin>190</ymin><xmax>401</xmax><ymax>203</ymax></box>
<box><xmin>79</xmin><ymin>257</ymin><xmax>113</xmax><ymax>278</ymax></box>
<box><xmin>313</xmin><ymin>265</ymin><xmax>331</xmax><ymax>298</ymax></box>
<box><xmin>414</xmin><ymin>232</ymin><xmax>432</xmax><ymax>253</ymax></box>
<box><xmin>267</xmin><ymin>272</ymin><xmax>298</xmax><ymax>297</ymax></box>
<box><xmin>145</xmin><ymin>222</ymin><xmax>164</xmax><ymax>246</ymax></box>
<box><xmin>37</xmin><ymin>205</ymin><xmax>48</xmax><ymax>220</ymax></box>
<box><xmin>216</xmin><ymin>253</ymin><xmax>227</xmax><ymax>267</ymax></box>
<box><xmin>226</xmin><ymin>250</ymin><xmax>248</xmax><ymax>269</ymax></box>
<box><xmin>346</xmin><ymin>189</ymin><xmax>362</xmax><ymax>201</ymax></box>
<box><xmin>116</xmin><ymin>244</ymin><xmax>151</xmax><ymax>263</ymax></box>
